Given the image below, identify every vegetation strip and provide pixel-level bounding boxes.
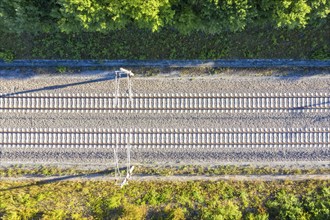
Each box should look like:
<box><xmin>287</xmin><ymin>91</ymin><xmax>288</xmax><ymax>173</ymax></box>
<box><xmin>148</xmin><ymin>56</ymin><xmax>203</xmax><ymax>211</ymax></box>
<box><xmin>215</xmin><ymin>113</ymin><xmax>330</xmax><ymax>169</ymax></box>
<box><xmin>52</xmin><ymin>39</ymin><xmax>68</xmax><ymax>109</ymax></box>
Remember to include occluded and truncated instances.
<box><xmin>2</xmin><ymin>174</ymin><xmax>330</xmax><ymax>182</ymax></box>
<box><xmin>1</xmin><ymin>1</ymin><xmax>329</xmax><ymax>60</ymax></box>
<box><xmin>1</xmin><ymin>24</ymin><xmax>329</xmax><ymax>61</ymax></box>
<box><xmin>1</xmin><ymin>165</ymin><xmax>330</xmax><ymax>178</ymax></box>
<box><xmin>0</xmin><ymin>179</ymin><xmax>329</xmax><ymax>219</ymax></box>
<box><xmin>1</xmin><ymin>59</ymin><xmax>330</xmax><ymax>68</ymax></box>
<box><xmin>1</xmin><ymin>166</ymin><xmax>329</xmax><ymax>218</ymax></box>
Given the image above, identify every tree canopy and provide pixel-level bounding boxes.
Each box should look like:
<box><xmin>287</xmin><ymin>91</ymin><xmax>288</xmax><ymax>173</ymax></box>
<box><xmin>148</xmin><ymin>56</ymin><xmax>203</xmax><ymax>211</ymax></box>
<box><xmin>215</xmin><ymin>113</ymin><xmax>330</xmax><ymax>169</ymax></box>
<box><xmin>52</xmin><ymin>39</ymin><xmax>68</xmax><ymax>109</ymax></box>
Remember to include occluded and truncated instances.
<box><xmin>0</xmin><ymin>0</ymin><xmax>329</xmax><ymax>34</ymax></box>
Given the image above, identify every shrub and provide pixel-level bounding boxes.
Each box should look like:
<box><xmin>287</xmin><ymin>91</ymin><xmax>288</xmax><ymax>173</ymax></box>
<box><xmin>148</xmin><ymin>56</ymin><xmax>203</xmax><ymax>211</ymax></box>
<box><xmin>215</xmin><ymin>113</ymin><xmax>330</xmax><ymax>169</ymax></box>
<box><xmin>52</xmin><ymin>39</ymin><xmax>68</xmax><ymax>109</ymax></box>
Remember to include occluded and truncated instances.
<box><xmin>266</xmin><ymin>190</ymin><xmax>308</xmax><ymax>220</ymax></box>
<box><xmin>202</xmin><ymin>200</ymin><xmax>242</xmax><ymax>220</ymax></box>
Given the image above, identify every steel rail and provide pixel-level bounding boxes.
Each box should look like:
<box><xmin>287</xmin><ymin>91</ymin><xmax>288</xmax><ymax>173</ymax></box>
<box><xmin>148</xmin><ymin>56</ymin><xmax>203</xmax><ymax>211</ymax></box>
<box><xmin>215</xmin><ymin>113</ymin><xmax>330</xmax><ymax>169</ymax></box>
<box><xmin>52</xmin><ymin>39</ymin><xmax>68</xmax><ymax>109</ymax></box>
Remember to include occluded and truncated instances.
<box><xmin>0</xmin><ymin>93</ymin><xmax>329</xmax><ymax>98</ymax></box>
<box><xmin>0</xmin><ymin>93</ymin><xmax>329</xmax><ymax>113</ymax></box>
<box><xmin>1</xmin><ymin>128</ymin><xmax>329</xmax><ymax>148</ymax></box>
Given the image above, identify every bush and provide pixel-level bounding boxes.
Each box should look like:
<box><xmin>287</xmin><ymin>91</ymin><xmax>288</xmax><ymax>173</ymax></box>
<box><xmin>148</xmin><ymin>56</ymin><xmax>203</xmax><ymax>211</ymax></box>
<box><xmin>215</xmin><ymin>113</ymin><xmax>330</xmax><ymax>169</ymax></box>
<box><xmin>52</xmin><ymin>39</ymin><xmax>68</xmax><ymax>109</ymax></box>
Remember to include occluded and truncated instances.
<box><xmin>303</xmin><ymin>187</ymin><xmax>330</xmax><ymax>220</ymax></box>
<box><xmin>266</xmin><ymin>190</ymin><xmax>308</xmax><ymax>220</ymax></box>
<box><xmin>245</xmin><ymin>213</ymin><xmax>269</xmax><ymax>220</ymax></box>
<box><xmin>119</xmin><ymin>203</ymin><xmax>147</xmax><ymax>220</ymax></box>
<box><xmin>0</xmin><ymin>50</ymin><xmax>14</xmax><ymax>62</ymax></box>
<box><xmin>202</xmin><ymin>200</ymin><xmax>242</xmax><ymax>220</ymax></box>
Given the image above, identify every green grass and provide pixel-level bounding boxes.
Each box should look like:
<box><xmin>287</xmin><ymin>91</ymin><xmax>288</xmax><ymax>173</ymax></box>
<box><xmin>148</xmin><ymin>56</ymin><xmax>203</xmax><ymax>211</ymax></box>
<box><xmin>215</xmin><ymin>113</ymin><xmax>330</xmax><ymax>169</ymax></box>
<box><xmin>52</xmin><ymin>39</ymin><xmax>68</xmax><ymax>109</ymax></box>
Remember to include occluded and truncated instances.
<box><xmin>1</xmin><ymin>165</ymin><xmax>330</xmax><ymax>219</ymax></box>
<box><xmin>135</xmin><ymin>165</ymin><xmax>330</xmax><ymax>176</ymax></box>
<box><xmin>0</xmin><ymin>22</ymin><xmax>329</xmax><ymax>61</ymax></box>
<box><xmin>0</xmin><ymin>165</ymin><xmax>93</xmax><ymax>177</ymax></box>
<box><xmin>1</xmin><ymin>164</ymin><xmax>330</xmax><ymax>178</ymax></box>
<box><xmin>0</xmin><ymin>179</ymin><xmax>329</xmax><ymax>219</ymax></box>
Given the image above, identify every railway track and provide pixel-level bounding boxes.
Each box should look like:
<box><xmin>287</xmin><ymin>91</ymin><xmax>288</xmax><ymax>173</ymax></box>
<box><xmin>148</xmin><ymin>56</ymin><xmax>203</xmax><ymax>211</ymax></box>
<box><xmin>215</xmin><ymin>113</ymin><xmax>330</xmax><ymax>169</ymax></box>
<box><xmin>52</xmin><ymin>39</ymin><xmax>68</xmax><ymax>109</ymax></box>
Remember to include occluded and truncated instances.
<box><xmin>0</xmin><ymin>92</ymin><xmax>329</xmax><ymax>113</ymax></box>
<box><xmin>1</xmin><ymin>128</ymin><xmax>329</xmax><ymax>148</ymax></box>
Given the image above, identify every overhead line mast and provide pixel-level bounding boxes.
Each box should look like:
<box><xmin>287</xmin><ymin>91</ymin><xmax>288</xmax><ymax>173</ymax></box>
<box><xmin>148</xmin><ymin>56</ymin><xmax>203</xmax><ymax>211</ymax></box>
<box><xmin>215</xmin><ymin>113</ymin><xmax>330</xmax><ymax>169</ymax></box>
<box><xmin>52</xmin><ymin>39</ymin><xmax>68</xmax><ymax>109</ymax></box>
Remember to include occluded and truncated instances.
<box><xmin>113</xmin><ymin>68</ymin><xmax>135</xmax><ymax>187</ymax></box>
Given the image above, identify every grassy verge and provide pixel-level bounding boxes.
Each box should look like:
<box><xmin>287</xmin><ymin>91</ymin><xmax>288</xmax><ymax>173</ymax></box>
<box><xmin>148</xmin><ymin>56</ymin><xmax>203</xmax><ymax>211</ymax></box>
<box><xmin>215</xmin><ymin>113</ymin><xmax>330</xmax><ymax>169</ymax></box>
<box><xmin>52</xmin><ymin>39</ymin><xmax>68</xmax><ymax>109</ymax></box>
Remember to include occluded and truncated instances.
<box><xmin>1</xmin><ymin>164</ymin><xmax>330</xmax><ymax>178</ymax></box>
<box><xmin>0</xmin><ymin>22</ymin><xmax>329</xmax><ymax>61</ymax></box>
<box><xmin>0</xmin><ymin>179</ymin><xmax>329</xmax><ymax>219</ymax></box>
<box><xmin>135</xmin><ymin>165</ymin><xmax>330</xmax><ymax>176</ymax></box>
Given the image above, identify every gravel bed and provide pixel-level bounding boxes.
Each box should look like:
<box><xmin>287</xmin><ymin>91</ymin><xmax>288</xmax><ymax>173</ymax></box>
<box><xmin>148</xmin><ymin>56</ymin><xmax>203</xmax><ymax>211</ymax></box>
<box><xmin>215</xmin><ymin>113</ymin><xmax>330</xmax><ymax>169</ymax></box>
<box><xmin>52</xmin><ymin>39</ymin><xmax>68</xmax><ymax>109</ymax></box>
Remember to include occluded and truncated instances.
<box><xmin>0</xmin><ymin>112</ymin><xmax>329</xmax><ymax>129</ymax></box>
<box><xmin>0</xmin><ymin>74</ymin><xmax>330</xmax><ymax>95</ymax></box>
<box><xmin>0</xmin><ymin>72</ymin><xmax>329</xmax><ymax>166</ymax></box>
<box><xmin>1</xmin><ymin>148</ymin><xmax>330</xmax><ymax>165</ymax></box>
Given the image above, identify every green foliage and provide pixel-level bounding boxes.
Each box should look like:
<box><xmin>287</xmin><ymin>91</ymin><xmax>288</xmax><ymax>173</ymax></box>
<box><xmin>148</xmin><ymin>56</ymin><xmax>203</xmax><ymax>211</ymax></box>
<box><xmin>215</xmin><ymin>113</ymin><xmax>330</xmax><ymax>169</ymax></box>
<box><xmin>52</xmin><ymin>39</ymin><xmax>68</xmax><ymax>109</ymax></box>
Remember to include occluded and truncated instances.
<box><xmin>172</xmin><ymin>0</ymin><xmax>253</xmax><ymax>34</ymax></box>
<box><xmin>57</xmin><ymin>0</ymin><xmax>174</xmax><ymax>33</ymax></box>
<box><xmin>119</xmin><ymin>203</ymin><xmax>147</xmax><ymax>220</ymax></box>
<box><xmin>1</xmin><ymin>193</ymin><xmax>40</xmax><ymax>220</ymax></box>
<box><xmin>0</xmin><ymin>165</ymin><xmax>93</xmax><ymax>177</ymax></box>
<box><xmin>42</xmin><ymin>209</ymin><xmax>68</xmax><ymax>219</ymax></box>
<box><xmin>0</xmin><ymin>22</ymin><xmax>327</xmax><ymax>60</ymax></box>
<box><xmin>257</xmin><ymin>0</ymin><xmax>312</xmax><ymax>29</ymax></box>
<box><xmin>245</xmin><ymin>213</ymin><xmax>269</xmax><ymax>220</ymax></box>
<box><xmin>309</xmin><ymin>0</ymin><xmax>330</xmax><ymax>21</ymax></box>
<box><xmin>266</xmin><ymin>190</ymin><xmax>308</xmax><ymax>220</ymax></box>
<box><xmin>89</xmin><ymin>195</ymin><xmax>124</xmax><ymax>219</ymax></box>
<box><xmin>311</xmin><ymin>46</ymin><xmax>330</xmax><ymax>59</ymax></box>
<box><xmin>88</xmin><ymin>194</ymin><xmax>148</xmax><ymax>219</ymax></box>
<box><xmin>2</xmin><ymin>164</ymin><xmax>330</xmax><ymax>178</ymax></box>
<box><xmin>0</xmin><ymin>0</ymin><xmax>329</xmax><ymax>34</ymax></box>
<box><xmin>0</xmin><ymin>0</ymin><xmax>329</xmax><ymax>60</ymax></box>
<box><xmin>303</xmin><ymin>187</ymin><xmax>330</xmax><ymax>219</ymax></box>
<box><xmin>0</xmin><ymin>180</ymin><xmax>330</xmax><ymax>219</ymax></box>
<box><xmin>0</xmin><ymin>50</ymin><xmax>14</xmax><ymax>62</ymax></box>
<box><xmin>251</xmin><ymin>0</ymin><xmax>330</xmax><ymax>29</ymax></box>
<box><xmin>202</xmin><ymin>200</ymin><xmax>242</xmax><ymax>220</ymax></box>
<box><xmin>0</xmin><ymin>0</ymin><xmax>59</xmax><ymax>33</ymax></box>
<box><xmin>141</xmin><ymin>189</ymin><xmax>163</xmax><ymax>206</ymax></box>
<box><xmin>56</xmin><ymin>66</ymin><xmax>67</xmax><ymax>73</ymax></box>
<box><xmin>164</xmin><ymin>206</ymin><xmax>186</xmax><ymax>220</ymax></box>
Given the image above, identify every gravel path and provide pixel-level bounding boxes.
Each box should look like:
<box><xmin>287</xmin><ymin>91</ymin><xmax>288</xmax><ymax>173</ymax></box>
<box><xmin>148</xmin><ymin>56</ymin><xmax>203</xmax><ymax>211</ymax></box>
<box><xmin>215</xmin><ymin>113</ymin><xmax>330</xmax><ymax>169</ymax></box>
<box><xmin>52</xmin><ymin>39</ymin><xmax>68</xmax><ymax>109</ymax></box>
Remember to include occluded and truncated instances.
<box><xmin>0</xmin><ymin>72</ymin><xmax>329</xmax><ymax>167</ymax></box>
